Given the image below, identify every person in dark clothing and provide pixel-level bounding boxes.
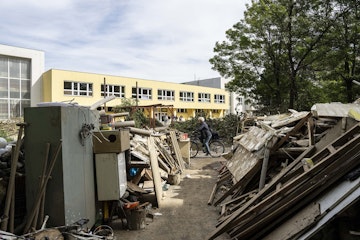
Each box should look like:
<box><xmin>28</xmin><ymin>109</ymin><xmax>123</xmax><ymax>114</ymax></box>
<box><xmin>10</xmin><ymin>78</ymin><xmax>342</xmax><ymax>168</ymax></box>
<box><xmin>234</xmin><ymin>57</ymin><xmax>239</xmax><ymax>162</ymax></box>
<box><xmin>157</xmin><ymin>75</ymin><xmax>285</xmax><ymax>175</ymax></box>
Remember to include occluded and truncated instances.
<box><xmin>197</xmin><ymin>117</ymin><xmax>212</xmax><ymax>155</ymax></box>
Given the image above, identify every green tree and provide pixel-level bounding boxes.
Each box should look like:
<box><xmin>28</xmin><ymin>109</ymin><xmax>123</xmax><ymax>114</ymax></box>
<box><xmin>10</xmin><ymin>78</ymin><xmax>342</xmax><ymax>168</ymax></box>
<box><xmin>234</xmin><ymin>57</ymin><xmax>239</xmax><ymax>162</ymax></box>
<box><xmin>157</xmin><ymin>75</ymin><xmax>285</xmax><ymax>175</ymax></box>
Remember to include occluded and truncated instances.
<box><xmin>210</xmin><ymin>0</ymin><xmax>355</xmax><ymax>112</ymax></box>
<box><xmin>320</xmin><ymin>0</ymin><xmax>360</xmax><ymax>102</ymax></box>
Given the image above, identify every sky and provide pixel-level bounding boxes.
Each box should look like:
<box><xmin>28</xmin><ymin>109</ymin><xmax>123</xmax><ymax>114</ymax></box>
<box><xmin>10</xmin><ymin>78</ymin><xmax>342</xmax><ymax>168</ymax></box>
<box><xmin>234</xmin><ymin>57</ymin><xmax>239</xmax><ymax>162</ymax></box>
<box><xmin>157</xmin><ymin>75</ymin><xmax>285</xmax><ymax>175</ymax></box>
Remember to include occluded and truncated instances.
<box><xmin>1</xmin><ymin>0</ymin><xmax>250</xmax><ymax>83</ymax></box>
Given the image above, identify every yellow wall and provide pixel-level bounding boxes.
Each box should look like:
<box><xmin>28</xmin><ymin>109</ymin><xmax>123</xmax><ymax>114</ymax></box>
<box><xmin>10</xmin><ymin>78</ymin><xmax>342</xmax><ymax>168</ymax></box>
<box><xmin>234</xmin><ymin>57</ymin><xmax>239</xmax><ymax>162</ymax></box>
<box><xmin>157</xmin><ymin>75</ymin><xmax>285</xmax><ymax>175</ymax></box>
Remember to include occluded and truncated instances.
<box><xmin>42</xmin><ymin>69</ymin><xmax>229</xmax><ymax>119</ymax></box>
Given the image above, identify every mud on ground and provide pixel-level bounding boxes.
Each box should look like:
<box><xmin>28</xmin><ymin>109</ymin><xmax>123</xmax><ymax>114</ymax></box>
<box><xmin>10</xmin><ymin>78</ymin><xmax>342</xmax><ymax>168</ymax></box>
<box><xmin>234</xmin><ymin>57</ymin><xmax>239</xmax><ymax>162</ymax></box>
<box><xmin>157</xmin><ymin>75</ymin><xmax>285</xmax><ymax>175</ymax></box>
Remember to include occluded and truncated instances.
<box><xmin>111</xmin><ymin>155</ymin><xmax>231</xmax><ymax>240</ymax></box>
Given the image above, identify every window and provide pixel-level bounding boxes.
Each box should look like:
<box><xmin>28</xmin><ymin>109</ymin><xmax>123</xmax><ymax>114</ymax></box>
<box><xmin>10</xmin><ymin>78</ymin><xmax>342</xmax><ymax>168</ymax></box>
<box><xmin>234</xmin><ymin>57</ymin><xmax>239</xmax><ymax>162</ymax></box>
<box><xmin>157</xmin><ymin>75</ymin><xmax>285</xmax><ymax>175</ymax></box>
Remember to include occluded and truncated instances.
<box><xmin>101</xmin><ymin>84</ymin><xmax>125</xmax><ymax>98</ymax></box>
<box><xmin>214</xmin><ymin>94</ymin><xmax>225</xmax><ymax>103</ymax></box>
<box><xmin>0</xmin><ymin>56</ymin><xmax>30</xmax><ymax>118</ymax></box>
<box><xmin>64</xmin><ymin>81</ymin><xmax>93</xmax><ymax>96</ymax></box>
<box><xmin>177</xmin><ymin>109</ymin><xmax>187</xmax><ymax>113</ymax></box>
<box><xmin>198</xmin><ymin>93</ymin><xmax>211</xmax><ymax>102</ymax></box>
<box><xmin>132</xmin><ymin>87</ymin><xmax>152</xmax><ymax>100</ymax></box>
<box><xmin>158</xmin><ymin>89</ymin><xmax>174</xmax><ymax>101</ymax></box>
<box><xmin>179</xmin><ymin>91</ymin><xmax>194</xmax><ymax>102</ymax></box>
<box><xmin>237</xmin><ymin>96</ymin><xmax>243</xmax><ymax>105</ymax></box>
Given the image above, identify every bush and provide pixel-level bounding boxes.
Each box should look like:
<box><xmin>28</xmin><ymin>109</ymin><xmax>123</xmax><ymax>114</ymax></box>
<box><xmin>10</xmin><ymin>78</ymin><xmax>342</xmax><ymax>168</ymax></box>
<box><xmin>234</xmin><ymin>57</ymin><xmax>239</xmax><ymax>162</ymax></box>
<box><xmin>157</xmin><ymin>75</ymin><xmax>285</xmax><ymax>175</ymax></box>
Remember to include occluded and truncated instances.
<box><xmin>171</xmin><ymin>114</ymin><xmax>241</xmax><ymax>146</ymax></box>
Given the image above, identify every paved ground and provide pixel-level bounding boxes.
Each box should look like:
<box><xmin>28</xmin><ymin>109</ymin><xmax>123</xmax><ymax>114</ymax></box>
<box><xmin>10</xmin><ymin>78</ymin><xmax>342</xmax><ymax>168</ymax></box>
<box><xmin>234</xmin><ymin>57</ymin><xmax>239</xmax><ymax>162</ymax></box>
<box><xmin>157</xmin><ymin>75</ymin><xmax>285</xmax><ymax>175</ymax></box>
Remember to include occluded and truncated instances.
<box><xmin>110</xmin><ymin>154</ymin><xmax>231</xmax><ymax>240</ymax></box>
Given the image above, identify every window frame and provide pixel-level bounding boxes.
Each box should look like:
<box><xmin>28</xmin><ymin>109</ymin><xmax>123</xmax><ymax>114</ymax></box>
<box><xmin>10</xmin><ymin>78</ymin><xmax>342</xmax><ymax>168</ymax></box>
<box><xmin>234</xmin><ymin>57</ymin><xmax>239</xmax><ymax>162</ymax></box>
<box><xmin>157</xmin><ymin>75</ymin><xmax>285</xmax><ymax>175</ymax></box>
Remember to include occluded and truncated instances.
<box><xmin>132</xmin><ymin>87</ymin><xmax>152</xmax><ymax>100</ymax></box>
<box><xmin>64</xmin><ymin>81</ymin><xmax>93</xmax><ymax>96</ymax></box>
<box><xmin>214</xmin><ymin>94</ymin><xmax>225</xmax><ymax>104</ymax></box>
<box><xmin>198</xmin><ymin>93</ymin><xmax>211</xmax><ymax>103</ymax></box>
<box><xmin>179</xmin><ymin>91</ymin><xmax>194</xmax><ymax>102</ymax></box>
<box><xmin>158</xmin><ymin>89</ymin><xmax>175</xmax><ymax>101</ymax></box>
<box><xmin>101</xmin><ymin>84</ymin><xmax>125</xmax><ymax>98</ymax></box>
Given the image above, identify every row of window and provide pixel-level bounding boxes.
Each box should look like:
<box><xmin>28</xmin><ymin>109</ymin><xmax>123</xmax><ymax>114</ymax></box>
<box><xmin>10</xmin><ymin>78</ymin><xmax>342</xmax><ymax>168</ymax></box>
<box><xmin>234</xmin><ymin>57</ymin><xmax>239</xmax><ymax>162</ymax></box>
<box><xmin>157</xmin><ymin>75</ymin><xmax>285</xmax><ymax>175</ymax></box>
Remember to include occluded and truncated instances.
<box><xmin>0</xmin><ymin>56</ymin><xmax>31</xmax><ymax>119</ymax></box>
<box><xmin>64</xmin><ymin>81</ymin><xmax>226</xmax><ymax>103</ymax></box>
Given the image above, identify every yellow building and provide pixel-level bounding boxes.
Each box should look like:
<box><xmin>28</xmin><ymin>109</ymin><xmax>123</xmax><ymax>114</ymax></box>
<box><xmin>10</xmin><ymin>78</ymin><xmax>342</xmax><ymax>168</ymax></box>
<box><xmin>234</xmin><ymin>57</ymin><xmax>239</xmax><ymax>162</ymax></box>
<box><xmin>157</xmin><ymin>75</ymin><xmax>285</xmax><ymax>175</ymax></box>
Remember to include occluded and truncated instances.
<box><xmin>42</xmin><ymin>69</ymin><xmax>229</xmax><ymax>122</ymax></box>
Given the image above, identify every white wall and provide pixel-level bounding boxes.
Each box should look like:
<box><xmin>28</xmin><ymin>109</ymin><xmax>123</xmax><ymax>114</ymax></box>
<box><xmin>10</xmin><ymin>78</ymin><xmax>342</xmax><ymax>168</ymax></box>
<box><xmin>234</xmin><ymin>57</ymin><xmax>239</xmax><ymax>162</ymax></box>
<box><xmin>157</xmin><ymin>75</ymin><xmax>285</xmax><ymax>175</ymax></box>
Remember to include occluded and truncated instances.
<box><xmin>0</xmin><ymin>44</ymin><xmax>45</xmax><ymax>106</ymax></box>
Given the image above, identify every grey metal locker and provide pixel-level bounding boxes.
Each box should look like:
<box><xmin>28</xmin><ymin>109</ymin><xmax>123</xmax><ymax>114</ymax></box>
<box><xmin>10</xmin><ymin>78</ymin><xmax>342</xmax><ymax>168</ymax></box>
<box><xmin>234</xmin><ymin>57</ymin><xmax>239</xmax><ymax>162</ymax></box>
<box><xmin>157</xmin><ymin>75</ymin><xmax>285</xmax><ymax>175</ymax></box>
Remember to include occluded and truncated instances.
<box><xmin>24</xmin><ymin>106</ymin><xmax>99</xmax><ymax>227</ymax></box>
<box><xmin>95</xmin><ymin>152</ymin><xmax>127</xmax><ymax>201</ymax></box>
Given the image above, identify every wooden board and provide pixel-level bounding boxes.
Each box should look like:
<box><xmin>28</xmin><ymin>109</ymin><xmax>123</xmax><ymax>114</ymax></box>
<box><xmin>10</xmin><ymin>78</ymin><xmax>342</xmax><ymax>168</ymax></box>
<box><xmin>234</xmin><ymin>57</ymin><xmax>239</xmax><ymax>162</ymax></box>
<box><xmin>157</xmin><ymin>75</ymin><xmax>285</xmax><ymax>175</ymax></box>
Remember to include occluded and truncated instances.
<box><xmin>148</xmin><ymin>136</ymin><xmax>163</xmax><ymax>208</ymax></box>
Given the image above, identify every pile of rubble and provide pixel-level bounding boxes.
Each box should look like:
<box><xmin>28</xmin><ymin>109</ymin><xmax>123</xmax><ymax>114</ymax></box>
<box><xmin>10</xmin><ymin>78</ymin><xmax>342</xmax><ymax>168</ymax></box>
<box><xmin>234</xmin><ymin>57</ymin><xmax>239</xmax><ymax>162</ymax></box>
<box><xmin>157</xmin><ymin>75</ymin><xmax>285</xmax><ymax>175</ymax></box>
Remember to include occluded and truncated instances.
<box><xmin>124</xmin><ymin>127</ymin><xmax>187</xmax><ymax>209</ymax></box>
<box><xmin>0</xmin><ymin>121</ymin><xmax>189</xmax><ymax>239</ymax></box>
<box><xmin>207</xmin><ymin>103</ymin><xmax>360</xmax><ymax>239</ymax></box>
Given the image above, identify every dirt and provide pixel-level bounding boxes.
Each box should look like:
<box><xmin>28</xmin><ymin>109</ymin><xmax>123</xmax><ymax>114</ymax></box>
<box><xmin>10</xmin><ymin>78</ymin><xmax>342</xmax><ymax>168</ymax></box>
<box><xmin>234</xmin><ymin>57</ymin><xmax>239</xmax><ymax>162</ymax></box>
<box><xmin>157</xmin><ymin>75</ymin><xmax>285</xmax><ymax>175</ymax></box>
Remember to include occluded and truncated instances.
<box><xmin>110</xmin><ymin>154</ymin><xmax>231</xmax><ymax>240</ymax></box>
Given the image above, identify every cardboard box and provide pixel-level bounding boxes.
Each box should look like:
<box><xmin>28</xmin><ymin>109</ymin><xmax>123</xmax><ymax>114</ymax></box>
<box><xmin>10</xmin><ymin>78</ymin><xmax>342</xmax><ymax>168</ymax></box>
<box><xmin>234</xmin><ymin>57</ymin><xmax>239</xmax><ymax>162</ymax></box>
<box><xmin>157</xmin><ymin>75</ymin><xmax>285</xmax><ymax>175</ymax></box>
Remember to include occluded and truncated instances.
<box><xmin>93</xmin><ymin>129</ymin><xmax>130</xmax><ymax>153</ymax></box>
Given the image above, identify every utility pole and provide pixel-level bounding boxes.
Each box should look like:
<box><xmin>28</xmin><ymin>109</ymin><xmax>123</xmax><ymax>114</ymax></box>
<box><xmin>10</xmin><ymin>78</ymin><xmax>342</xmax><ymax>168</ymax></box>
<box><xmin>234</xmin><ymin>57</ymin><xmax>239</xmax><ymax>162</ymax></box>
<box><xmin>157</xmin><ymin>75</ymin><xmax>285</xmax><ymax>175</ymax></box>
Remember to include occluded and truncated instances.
<box><xmin>103</xmin><ymin>77</ymin><xmax>106</xmax><ymax>111</ymax></box>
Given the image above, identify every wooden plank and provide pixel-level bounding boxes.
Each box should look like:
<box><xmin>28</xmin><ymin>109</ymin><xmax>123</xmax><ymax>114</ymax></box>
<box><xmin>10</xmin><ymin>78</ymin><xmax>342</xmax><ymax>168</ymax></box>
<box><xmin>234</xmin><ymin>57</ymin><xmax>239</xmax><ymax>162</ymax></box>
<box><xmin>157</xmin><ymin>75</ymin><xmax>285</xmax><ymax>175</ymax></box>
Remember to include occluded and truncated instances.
<box><xmin>148</xmin><ymin>136</ymin><xmax>163</xmax><ymax>208</ymax></box>
<box><xmin>213</xmin><ymin>160</ymin><xmax>261</xmax><ymax>207</ymax></box>
<box><xmin>230</xmin><ymin>141</ymin><xmax>360</xmax><ymax>239</ymax></box>
<box><xmin>327</xmin><ymin>145</ymin><xmax>336</xmax><ymax>154</ymax></box>
<box><xmin>207</xmin><ymin>183</ymin><xmax>218</xmax><ymax>205</ymax></box>
<box><xmin>227</xmin><ymin>132</ymin><xmax>360</xmax><ymax>238</ymax></box>
<box><xmin>208</xmin><ymin>146</ymin><xmax>316</xmax><ymax>238</ymax></box>
<box><xmin>219</xmin><ymin>130</ymin><xmax>360</xmax><ymax>239</ymax></box>
<box><xmin>259</xmin><ymin>202</ymin><xmax>321</xmax><ymax>240</ymax></box>
<box><xmin>308</xmin><ymin>117</ymin><xmax>315</xmax><ymax>146</ymax></box>
<box><xmin>131</xmin><ymin>168</ymin><xmax>145</xmax><ymax>185</ymax></box>
<box><xmin>169</xmin><ymin>131</ymin><xmax>185</xmax><ymax>171</ymax></box>
<box><xmin>271</xmin><ymin>112</ymin><xmax>312</xmax><ymax>152</ymax></box>
<box><xmin>157</xmin><ymin>157</ymin><xmax>171</xmax><ymax>173</ymax></box>
<box><xmin>154</xmin><ymin>137</ymin><xmax>178</xmax><ymax>170</ymax></box>
<box><xmin>209</xmin><ymin>122</ymin><xmax>360</xmax><ymax>240</ymax></box>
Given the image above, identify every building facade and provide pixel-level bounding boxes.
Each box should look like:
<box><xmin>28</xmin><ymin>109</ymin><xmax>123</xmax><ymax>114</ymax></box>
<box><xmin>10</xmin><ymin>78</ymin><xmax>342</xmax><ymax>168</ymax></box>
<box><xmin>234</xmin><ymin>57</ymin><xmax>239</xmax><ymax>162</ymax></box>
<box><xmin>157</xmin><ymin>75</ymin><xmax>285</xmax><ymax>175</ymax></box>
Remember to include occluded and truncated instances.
<box><xmin>42</xmin><ymin>69</ymin><xmax>229</xmax><ymax>122</ymax></box>
<box><xmin>0</xmin><ymin>44</ymin><xmax>44</xmax><ymax>119</ymax></box>
<box><xmin>0</xmin><ymin>44</ymin><xmax>231</xmax><ymax>121</ymax></box>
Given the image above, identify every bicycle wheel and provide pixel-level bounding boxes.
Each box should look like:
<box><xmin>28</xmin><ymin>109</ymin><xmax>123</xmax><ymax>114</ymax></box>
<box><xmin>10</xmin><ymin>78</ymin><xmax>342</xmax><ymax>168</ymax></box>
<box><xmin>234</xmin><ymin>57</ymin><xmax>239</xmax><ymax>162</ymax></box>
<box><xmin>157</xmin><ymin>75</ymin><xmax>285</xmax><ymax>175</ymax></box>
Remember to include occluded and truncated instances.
<box><xmin>190</xmin><ymin>141</ymin><xmax>199</xmax><ymax>158</ymax></box>
<box><xmin>209</xmin><ymin>140</ymin><xmax>225</xmax><ymax>157</ymax></box>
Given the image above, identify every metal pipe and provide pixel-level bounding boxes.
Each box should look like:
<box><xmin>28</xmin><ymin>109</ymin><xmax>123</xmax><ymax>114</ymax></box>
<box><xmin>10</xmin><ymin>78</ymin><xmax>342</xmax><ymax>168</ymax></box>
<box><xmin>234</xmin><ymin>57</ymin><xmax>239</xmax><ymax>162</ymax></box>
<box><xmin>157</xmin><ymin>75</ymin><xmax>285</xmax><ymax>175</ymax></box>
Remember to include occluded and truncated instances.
<box><xmin>129</xmin><ymin>127</ymin><xmax>153</xmax><ymax>136</ymax></box>
<box><xmin>90</xmin><ymin>95</ymin><xmax>116</xmax><ymax>110</ymax></box>
<box><xmin>110</xmin><ymin>121</ymin><xmax>135</xmax><ymax>128</ymax></box>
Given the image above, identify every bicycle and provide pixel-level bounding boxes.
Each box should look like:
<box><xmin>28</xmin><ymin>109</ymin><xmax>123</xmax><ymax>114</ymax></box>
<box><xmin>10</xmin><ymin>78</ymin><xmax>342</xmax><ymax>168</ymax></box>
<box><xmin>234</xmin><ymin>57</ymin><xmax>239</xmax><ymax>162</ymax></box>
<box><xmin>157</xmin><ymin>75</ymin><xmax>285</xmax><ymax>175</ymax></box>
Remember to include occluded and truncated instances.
<box><xmin>190</xmin><ymin>132</ymin><xmax>225</xmax><ymax>158</ymax></box>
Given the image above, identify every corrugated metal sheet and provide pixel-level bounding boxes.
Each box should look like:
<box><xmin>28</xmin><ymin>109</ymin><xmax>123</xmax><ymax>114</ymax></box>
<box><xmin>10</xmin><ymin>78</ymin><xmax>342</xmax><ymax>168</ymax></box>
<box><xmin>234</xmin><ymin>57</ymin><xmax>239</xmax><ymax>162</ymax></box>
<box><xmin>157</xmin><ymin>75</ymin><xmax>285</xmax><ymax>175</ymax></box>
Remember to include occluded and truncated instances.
<box><xmin>311</xmin><ymin>102</ymin><xmax>360</xmax><ymax>118</ymax></box>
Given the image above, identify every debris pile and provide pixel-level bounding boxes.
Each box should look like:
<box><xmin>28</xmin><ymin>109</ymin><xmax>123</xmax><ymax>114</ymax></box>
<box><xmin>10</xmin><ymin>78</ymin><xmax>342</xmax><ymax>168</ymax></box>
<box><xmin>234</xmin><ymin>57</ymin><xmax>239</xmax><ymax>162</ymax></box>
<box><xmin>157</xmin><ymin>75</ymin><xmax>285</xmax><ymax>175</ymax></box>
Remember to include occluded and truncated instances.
<box><xmin>207</xmin><ymin>104</ymin><xmax>360</xmax><ymax>239</ymax></box>
<box><xmin>125</xmin><ymin>127</ymin><xmax>187</xmax><ymax>209</ymax></box>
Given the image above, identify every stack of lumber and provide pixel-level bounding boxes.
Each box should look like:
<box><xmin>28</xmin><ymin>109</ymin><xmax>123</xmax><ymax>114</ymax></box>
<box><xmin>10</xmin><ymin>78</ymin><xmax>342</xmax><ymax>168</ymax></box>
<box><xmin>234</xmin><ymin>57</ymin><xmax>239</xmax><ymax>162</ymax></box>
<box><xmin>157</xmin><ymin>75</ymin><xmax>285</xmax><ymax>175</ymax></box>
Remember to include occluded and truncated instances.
<box><xmin>207</xmin><ymin>109</ymin><xmax>360</xmax><ymax>239</ymax></box>
<box><xmin>127</xmin><ymin>127</ymin><xmax>186</xmax><ymax>207</ymax></box>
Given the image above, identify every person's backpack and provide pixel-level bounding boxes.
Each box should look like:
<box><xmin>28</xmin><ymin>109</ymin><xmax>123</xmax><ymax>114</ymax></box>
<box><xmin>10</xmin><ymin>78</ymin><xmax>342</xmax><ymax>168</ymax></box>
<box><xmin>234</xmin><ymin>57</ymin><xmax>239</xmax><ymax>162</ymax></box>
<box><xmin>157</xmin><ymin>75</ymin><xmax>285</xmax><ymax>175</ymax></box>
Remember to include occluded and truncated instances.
<box><xmin>210</xmin><ymin>128</ymin><xmax>219</xmax><ymax>139</ymax></box>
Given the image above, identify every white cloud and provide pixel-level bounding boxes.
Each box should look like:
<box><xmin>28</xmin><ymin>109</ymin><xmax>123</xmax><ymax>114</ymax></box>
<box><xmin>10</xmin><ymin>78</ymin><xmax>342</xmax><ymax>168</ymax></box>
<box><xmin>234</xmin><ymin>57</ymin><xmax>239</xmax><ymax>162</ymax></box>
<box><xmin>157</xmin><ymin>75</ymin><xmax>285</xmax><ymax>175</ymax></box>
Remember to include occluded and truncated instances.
<box><xmin>0</xmin><ymin>0</ymin><xmax>250</xmax><ymax>83</ymax></box>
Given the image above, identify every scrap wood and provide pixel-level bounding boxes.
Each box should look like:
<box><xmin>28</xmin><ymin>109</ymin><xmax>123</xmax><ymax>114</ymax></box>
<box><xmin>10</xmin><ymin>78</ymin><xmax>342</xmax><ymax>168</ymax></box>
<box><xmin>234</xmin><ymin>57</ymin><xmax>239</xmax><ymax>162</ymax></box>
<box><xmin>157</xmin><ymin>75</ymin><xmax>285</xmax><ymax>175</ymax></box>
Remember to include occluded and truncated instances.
<box><xmin>127</xmin><ymin>181</ymin><xmax>148</xmax><ymax>194</ymax></box>
<box><xmin>148</xmin><ymin>136</ymin><xmax>163</xmax><ymax>208</ymax></box>
<box><xmin>213</xmin><ymin>160</ymin><xmax>261</xmax><ymax>207</ymax></box>
<box><xmin>214</xmin><ymin>146</ymin><xmax>315</xmax><ymax>232</ymax></box>
<box><xmin>130</xmin><ymin>141</ymin><xmax>149</xmax><ymax>156</ymax></box>
<box><xmin>228</xmin><ymin>142</ymin><xmax>360</xmax><ymax>239</ymax></box>
<box><xmin>157</xmin><ymin>157</ymin><xmax>171</xmax><ymax>173</ymax></box>
<box><xmin>168</xmin><ymin>131</ymin><xmax>185</xmax><ymax>171</ymax></box>
<box><xmin>154</xmin><ymin>137</ymin><xmax>178</xmax><ymax>170</ymax></box>
<box><xmin>131</xmin><ymin>168</ymin><xmax>145</xmax><ymax>185</ymax></box>
<box><xmin>271</xmin><ymin>112</ymin><xmax>312</xmax><ymax>152</ymax></box>
<box><xmin>24</xmin><ymin>141</ymin><xmax>62</xmax><ymax>234</ymax></box>
<box><xmin>143</xmin><ymin>168</ymin><xmax>153</xmax><ymax>180</ymax></box>
<box><xmin>1</xmin><ymin>123</ymin><xmax>26</xmax><ymax>232</ymax></box>
<box><xmin>207</xmin><ymin>123</ymin><xmax>360</xmax><ymax>240</ymax></box>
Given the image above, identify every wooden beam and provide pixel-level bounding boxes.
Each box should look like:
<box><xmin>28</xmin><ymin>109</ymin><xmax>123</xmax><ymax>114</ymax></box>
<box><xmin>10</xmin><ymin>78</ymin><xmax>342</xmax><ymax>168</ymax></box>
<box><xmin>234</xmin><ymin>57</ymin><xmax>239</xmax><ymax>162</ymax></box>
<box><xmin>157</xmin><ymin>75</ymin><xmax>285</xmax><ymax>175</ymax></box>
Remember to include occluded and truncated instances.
<box><xmin>271</xmin><ymin>112</ymin><xmax>312</xmax><ymax>152</ymax></box>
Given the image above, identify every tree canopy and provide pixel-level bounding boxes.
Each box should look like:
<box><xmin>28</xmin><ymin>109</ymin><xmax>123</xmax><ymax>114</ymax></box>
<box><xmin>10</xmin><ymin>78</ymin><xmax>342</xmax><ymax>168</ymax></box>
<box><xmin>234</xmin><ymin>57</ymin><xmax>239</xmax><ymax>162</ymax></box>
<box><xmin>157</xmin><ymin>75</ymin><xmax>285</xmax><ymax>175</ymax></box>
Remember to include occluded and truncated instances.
<box><xmin>210</xmin><ymin>0</ymin><xmax>360</xmax><ymax>114</ymax></box>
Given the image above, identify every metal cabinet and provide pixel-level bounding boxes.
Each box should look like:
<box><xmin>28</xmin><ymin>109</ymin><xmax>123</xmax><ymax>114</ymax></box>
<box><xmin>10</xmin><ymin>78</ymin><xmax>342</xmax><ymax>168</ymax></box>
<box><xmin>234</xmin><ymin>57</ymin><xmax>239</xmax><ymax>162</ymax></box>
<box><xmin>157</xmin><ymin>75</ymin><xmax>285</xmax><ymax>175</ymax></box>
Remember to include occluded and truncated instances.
<box><xmin>95</xmin><ymin>152</ymin><xmax>127</xmax><ymax>201</ymax></box>
<box><xmin>24</xmin><ymin>106</ymin><xmax>99</xmax><ymax>227</ymax></box>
